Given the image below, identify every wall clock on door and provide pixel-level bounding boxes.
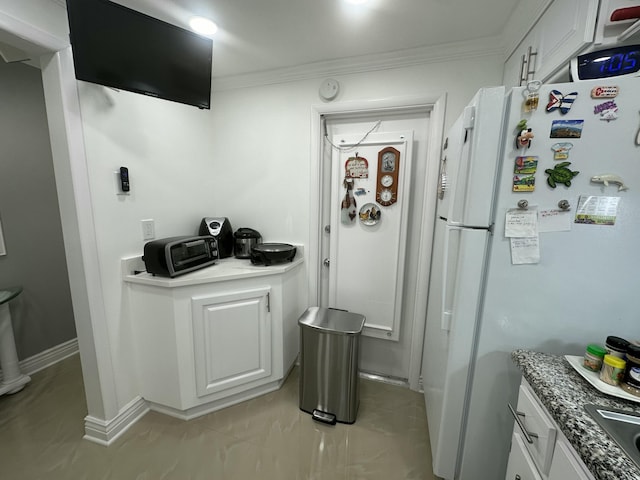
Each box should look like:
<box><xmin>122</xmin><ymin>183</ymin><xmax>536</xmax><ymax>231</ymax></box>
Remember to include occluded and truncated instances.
<box><xmin>376</xmin><ymin>146</ymin><xmax>400</xmax><ymax>206</ymax></box>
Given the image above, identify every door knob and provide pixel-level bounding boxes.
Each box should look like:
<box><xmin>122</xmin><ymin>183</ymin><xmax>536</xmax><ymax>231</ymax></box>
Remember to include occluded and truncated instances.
<box><xmin>323</xmin><ymin>258</ymin><xmax>330</xmax><ymax>267</ymax></box>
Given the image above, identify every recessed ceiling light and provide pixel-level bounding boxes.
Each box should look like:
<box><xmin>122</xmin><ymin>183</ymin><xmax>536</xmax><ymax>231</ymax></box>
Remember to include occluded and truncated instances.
<box><xmin>189</xmin><ymin>16</ymin><xmax>218</xmax><ymax>36</ymax></box>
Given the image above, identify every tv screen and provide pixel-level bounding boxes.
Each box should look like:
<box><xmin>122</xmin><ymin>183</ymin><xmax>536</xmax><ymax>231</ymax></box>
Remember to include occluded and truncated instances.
<box><xmin>66</xmin><ymin>0</ymin><xmax>213</xmax><ymax>109</ymax></box>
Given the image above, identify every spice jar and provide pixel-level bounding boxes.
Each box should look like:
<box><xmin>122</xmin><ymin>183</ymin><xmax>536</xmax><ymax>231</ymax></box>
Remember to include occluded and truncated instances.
<box><xmin>600</xmin><ymin>354</ymin><xmax>626</xmax><ymax>386</ymax></box>
<box><xmin>621</xmin><ymin>344</ymin><xmax>640</xmax><ymax>397</ymax></box>
<box><xmin>605</xmin><ymin>336</ymin><xmax>630</xmax><ymax>359</ymax></box>
<box><xmin>583</xmin><ymin>344</ymin><xmax>606</xmax><ymax>372</ymax></box>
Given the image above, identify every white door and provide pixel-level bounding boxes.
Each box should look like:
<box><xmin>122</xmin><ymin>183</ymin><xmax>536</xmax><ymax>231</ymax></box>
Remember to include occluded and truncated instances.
<box><xmin>327</xmin><ymin>131</ymin><xmax>413</xmax><ymax>341</ymax></box>
<box><xmin>319</xmin><ymin>109</ymin><xmax>433</xmax><ymax>380</ymax></box>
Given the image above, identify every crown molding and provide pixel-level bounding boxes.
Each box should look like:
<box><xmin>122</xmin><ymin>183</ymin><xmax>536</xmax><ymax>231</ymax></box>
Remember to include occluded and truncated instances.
<box><xmin>212</xmin><ymin>35</ymin><xmax>505</xmax><ymax>92</ymax></box>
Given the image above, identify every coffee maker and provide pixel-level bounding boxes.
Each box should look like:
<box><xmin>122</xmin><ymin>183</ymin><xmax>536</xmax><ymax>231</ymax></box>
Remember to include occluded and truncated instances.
<box><xmin>199</xmin><ymin>217</ymin><xmax>234</xmax><ymax>258</ymax></box>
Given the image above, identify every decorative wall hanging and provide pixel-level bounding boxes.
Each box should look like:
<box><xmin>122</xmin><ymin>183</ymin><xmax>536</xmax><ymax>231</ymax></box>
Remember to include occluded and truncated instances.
<box><xmin>545</xmin><ymin>162</ymin><xmax>579</xmax><ymax>188</ymax></box>
<box><xmin>340</xmin><ymin>178</ymin><xmax>357</xmax><ymax>224</ymax></box>
<box><xmin>546</xmin><ymin>90</ymin><xmax>578</xmax><ymax>114</ymax></box>
<box><xmin>376</xmin><ymin>146</ymin><xmax>400</xmax><ymax>206</ymax></box>
<box><xmin>345</xmin><ymin>153</ymin><xmax>369</xmax><ymax>178</ymax></box>
<box><xmin>359</xmin><ymin>203</ymin><xmax>381</xmax><ymax>226</ymax></box>
<box><xmin>590</xmin><ymin>174</ymin><xmax>628</xmax><ymax>191</ymax></box>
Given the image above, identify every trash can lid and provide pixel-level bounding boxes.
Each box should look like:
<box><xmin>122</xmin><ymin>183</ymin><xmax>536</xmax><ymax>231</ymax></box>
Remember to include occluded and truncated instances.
<box><xmin>298</xmin><ymin>307</ymin><xmax>365</xmax><ymax>335</ymax></box>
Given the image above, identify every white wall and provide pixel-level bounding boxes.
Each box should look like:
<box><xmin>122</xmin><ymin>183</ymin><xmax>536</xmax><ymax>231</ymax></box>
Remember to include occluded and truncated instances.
<box><xmin>76</xmin><ymin>50</ymin><xmax>505</xmax><ymax>408</ymax></box>
<box><xmin>0</xmin><ymin>59</ymin><xmax>76</xmax><ymax>359</ymax></box>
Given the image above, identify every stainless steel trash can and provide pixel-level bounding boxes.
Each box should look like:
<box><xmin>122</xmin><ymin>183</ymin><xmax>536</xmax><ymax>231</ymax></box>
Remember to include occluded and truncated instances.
<box><xmin>298</xmin><ymin>306</ymin><xmax>366</xmax><ymax>425</ymax></box>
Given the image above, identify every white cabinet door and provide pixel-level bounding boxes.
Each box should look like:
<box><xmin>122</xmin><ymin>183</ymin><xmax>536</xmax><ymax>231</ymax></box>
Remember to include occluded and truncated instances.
<box><xmin>535</xmin><ymin>0</ymin><xmax>599</xmax><ymax>81</ymax></box>
<box><xmin>503</xmin><ymin>27</ymin><xmax>540</xmax><ymax>88</ymax></box>
<box><xmin>505</xmin><ymin>432</ymin><xmax>544</xmax><ymax>480</ymax></box>
<box><xmin>191</xmin><ymin>287</ymin><xmax>272</xmax><ymax>397</ymax></box>
<box><xmin>548</xmin><ymin>435</ymin><xmax>595</xmax><ymax>480</ymax></box>
<box><xmin>502</xmin><ymin>0</ymin><xmax>599</xmax><ymax>86</ymax></box>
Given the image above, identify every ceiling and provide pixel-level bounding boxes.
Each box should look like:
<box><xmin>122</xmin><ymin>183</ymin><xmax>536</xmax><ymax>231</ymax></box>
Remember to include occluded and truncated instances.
<box><xmin>115</xmin><ymin>0</ymin><xmax>521</xmax><ymax>78</ymax></box>
<box><xmin>0</xmin><ymin>0</ymin><xmax>522</xmax><ymax>77</ymax></box>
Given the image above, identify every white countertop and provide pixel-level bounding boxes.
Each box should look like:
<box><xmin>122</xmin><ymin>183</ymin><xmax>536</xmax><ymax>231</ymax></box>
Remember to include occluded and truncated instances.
<box><xmin>122</xmin><ymin>247</ymin><xmax>304</xmax><ymax>288</ymax></box>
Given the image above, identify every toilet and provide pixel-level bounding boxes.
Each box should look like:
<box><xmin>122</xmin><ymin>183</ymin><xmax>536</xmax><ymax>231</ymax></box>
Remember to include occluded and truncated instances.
<box><xmin>0</xmin><ymin>287</ymin><xmax>31</xmax><ymax>395</ymax></box>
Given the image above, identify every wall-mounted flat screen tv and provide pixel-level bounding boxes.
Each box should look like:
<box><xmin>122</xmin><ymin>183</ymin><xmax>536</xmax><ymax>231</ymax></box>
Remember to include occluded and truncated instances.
<box><xmin>66</xmin><ymin>0</ymin><xmax>213</xmax><ymax>109</ymax></box>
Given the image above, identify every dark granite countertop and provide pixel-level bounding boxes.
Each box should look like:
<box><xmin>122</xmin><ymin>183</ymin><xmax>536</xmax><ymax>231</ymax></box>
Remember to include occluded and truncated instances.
<box><xmin>512</xmin><ymin>350</ymin><xmax>640</xmax><ymax>480</ymax></box>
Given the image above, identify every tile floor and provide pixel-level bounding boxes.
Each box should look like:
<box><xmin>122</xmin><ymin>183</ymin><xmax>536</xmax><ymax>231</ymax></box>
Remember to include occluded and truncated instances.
<box><xmin>0</xmin><ymin>354</ymin><xmax>439</xmax><ymax>479</ymax></box>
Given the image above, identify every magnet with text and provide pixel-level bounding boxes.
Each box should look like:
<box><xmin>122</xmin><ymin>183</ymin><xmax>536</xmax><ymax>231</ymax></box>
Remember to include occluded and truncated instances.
<box><xmin>512</xmin><ymin>156</ymin><xmax>537</xmax><ymax>192</ymax></box>
<box><xmin>523</xmin><ymin>80</ymin><xmax>542</xmax><ymax>112</ymax></box>
<box><xmin>514</xmin><ymin>156</ymin><xmax>538</xmax><ymax>175</ymax></box>
<box><xmin>345</xmin><ymin>154</ymin><xmax>369</xmax><ymax>178</ymax></box>
<box><xmin>545</xmin><ymin>162</ymin><xmax>579</xmax><ymax>189</ymax></box>
<box><xmin>515</xmin><ymin>119</ymin><xmax>534</xmax><ymax>149</ymax></box>
<box><xmin>591</xmin><ymin>174</ymin><xmax>628</xmax><ymax>191</ymax></box>
<box><xmin>546</xmin><ymin>90</ymin><xmax>578</xmax><ymax>114</ymax></box>
<box><xmin>594</xmin><ymin>100</ymin><xmax>618</xmax><ymax>122</ymax></box>
<box><xmin>591</xmin><ymin>86</ymin><xmax>619</xmax><ymax>99</ymax></box>
<box><xmin>551</xmin><ymin>142</ymin><xmax>573</xmax><ymax>161</ymax></box>
<box><xmin>513</xmin><ymin>175</ymin><xmax>536</xmax><ymax>192</ymax></box>
<box><xmin>550</xmin><ymin>119</ymin><xmax>583</xmax><ymax>139</ymax></box>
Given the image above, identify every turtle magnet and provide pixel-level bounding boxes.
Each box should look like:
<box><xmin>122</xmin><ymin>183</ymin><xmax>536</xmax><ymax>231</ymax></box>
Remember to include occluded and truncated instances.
<box><xmin>546</xmin><ymin>90</ymin><xmax>577</xmax><ymax>114</ymax></box>
<box><xmin>551</xmin><ymin>142</ymin><xmax>573</xmax><ymax>161</ymax></box>
<box><xmin>545</xmin><ymin>162</ymin><xmax>579</xmax><ymax>189</ymax></box>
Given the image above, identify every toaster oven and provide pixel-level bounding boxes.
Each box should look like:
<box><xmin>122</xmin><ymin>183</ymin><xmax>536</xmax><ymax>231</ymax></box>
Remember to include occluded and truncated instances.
<box><xmin>143</xmin><ymin>236</ymin><xmax>218</xmax><ymax>277</ymax></box>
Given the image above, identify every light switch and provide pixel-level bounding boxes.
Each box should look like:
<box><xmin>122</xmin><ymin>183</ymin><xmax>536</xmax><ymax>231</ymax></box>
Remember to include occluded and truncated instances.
<box><xmin>141</xmin><ymin>219</ymin><xmax>155</xmax><ymax>240</ymax></box>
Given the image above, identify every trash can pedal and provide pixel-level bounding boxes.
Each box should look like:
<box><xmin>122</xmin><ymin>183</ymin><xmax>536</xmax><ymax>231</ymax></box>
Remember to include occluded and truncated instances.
<box><xmin>312</xmin><ymin>409</ymin><xmax>337</xmax><ymax>425</ymax></box>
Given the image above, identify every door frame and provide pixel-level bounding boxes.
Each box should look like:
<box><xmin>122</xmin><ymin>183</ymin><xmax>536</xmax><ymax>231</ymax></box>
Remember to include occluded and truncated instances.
<box><xmin>0</xmin><ymin>10</ymin><xmax>120</xmax><ymax>440</ymax></box>
<box><xmin>308</xmin><ymin>94</ymin><xmax>447</xmax><ymax>390</ymax></box>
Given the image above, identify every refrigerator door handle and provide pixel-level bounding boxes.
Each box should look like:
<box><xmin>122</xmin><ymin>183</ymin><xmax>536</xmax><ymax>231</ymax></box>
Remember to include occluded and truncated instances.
<box><xmin>440</xmin><ymin>226</ymin><xmax>458</xmax><ymax>332</ymax></box>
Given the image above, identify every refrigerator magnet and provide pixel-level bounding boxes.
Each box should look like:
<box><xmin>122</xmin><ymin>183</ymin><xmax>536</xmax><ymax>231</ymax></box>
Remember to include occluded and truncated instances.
<box><xmin>546</xmin><ymin>90</ymin><xmax>578</xmax><ymax>114</ymax></box>
<box><xmin>515</xmin><ymin>119</ymin><xmax>534</xmax><ymax>149</ymax></box>
<box><xmin>513</xmin><ymin>175</ymin><xmax>536</xmax><ymax>192</ymax></box>
<box><xmin>514</xmin><ymin>156</ymin><xmax>538</xmax><ymax>174</ymax></box>
<box><xmin>594</xmin><ymin>101</ymin><xmax>619</xmax><ymax>122</ymax></box>
<box><xmin>591</xmin><ymin>86</ymin><xmax>619</xmax><ymax>99</ymax></box>
<box><xmin>550</xmin><ymin>120</ymin><xmax>583</xmax><ymax>139</ymax></box>
<box><xmin>551</xmin><ymin>143</ymin><xmax>573</xmax><ymax>160</ymax></box>
<box><xmin>545</xmin><ymin>162</ymin><xmax>579</xmax><ymax>188</ymax></box>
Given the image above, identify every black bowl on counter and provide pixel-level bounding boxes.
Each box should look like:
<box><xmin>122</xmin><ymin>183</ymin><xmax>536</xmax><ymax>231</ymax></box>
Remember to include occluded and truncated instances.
<box><xmin>250</xmin><ymin>243</ymin><xmax>296</xmax><ymax>265</ymax></box>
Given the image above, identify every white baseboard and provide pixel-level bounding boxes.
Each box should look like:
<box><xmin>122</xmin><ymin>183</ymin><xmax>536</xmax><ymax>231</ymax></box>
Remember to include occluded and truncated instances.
<box><xmin>83</xmin><ymin>396</ymin><xmax>149</xmax><ymax>446</ymax></box>
<box><xmin>0</xmin><ymin>337</ymin><xmax>79</xmax><ymax>382</ymax></box>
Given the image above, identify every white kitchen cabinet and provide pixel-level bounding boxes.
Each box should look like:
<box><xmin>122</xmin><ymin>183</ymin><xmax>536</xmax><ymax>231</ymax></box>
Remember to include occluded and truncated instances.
<box><xmin>506</xmin><ymin>379</ymin><xmax>595</xmax><ymax>480</ymax></box>
<box><xmin>191</xmin><ymin>287</ymin><xmax>272</xmax><ymax>397</ymax></box>
<box><xmin>124</xmin><ymin>255</ymin><xmax>305</xmax><ymax>419</ymax></box>
<box><xmin>503</xmin><ymin>0</ymin><xmax>599</xmax><ymax>87</ymax></box>
<box><xmin>506</xmin><ymin>431</ymin><xmax>545</xmax><ymax>480</ymax></box>
<box><xmin>548</xmin><ymin>434</ymin><xmax>594</xmax><ymax>480</ymax></box>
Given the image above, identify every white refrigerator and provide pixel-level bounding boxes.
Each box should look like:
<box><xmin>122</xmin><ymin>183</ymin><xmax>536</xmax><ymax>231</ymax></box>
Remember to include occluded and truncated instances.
<box><xmin>422</xmin><ymin>77</ymin><xmax>640</xmax><ymax>480</ymax></box>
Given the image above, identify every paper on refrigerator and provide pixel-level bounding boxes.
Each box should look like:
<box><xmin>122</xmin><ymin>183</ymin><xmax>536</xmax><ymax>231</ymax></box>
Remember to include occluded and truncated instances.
<box><xmin>505</xmin><ymin>208</ymin><xmax>539</xmax><ymax>264</ymax></box>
